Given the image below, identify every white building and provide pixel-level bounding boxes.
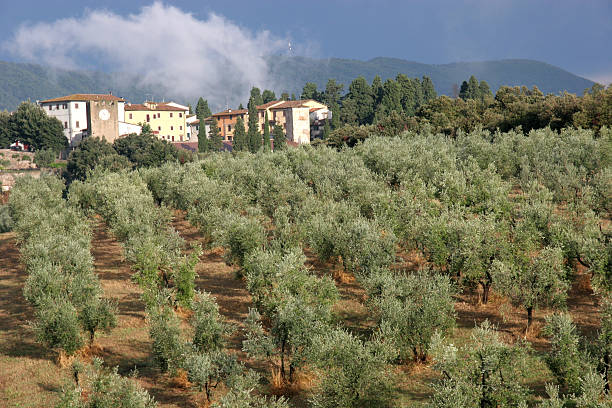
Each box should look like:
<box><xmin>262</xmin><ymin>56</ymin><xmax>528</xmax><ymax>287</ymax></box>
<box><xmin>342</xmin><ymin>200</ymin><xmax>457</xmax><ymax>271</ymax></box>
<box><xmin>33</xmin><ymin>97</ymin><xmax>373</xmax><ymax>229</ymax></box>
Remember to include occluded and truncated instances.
<box><xmin>40</xmin><ymin>93</ymin><xmax>141</xmax><ymax>148</ymax></box>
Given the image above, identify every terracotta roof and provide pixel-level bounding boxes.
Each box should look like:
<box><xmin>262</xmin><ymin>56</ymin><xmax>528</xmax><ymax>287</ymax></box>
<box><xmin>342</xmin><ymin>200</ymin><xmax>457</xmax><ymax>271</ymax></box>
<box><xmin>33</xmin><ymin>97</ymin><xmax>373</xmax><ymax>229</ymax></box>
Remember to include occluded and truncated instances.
<box><xmin>125</xmin><ymin>103</ymin><xmax>186</xmax><ymax>112</ymax></box>
<box><xmin>256</xmin><ymin>100</ymin><xmax>284</xmax><ymax>109</ymax></box>
<box><xmin>40</xmin><ymin>94</ymin><xmax>125</xmax><ymax>103</ymax></box>
<box><xmin>269</xmin><ymin>100</ymin><xmax>310</xmax><ymax>110</ymax></box>
<box><xmin>212</xmin><ymin>109</ymin><xmax>248</xmax><ymax>117</ymax></box>
<box><xmin>190</xmin><ymin>119</ymin><xmax>200</xmax><ymax>125</ymax></box>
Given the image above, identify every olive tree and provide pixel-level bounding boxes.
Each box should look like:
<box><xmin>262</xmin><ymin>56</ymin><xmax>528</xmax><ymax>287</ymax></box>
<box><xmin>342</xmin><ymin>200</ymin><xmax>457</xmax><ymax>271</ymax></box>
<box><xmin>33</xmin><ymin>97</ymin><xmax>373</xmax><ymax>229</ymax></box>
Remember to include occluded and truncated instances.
<box><xmin>493</xmin><ymin>246</ymin><xmax>569</xmax><ymax>330</ymax></box>
<box><xmin>367</xmin><ymin>268</ymin><xmax>456</xmax><ymax>362</ymax></box>
<box><xmin>429</xmin><ymin>321</ymin><xmax>531</xmax><ymax>407</ymax></box>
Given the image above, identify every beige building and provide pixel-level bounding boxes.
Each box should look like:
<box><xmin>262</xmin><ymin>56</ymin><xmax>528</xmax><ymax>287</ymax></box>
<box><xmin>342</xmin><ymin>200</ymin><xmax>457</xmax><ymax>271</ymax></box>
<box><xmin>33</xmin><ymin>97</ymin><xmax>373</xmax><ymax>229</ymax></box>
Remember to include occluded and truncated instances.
<box><xmin>125</xmin><ymin>102</ymin><xmax>188</xmax><ymax>142</ymax></box>
<box><xmin>210</xmin><ymin>99</ymin><xmax>328</xmax><ymax>145</ymax></box>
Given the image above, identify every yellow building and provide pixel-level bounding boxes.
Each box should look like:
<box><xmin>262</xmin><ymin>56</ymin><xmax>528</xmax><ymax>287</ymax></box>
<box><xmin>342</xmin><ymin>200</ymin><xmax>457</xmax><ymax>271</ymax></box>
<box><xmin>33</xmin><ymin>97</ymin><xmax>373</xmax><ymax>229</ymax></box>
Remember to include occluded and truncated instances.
<box><xmin>125</xmin><ymin>102</ymin><xmax>188</xmax><ymax>142</ymax></box>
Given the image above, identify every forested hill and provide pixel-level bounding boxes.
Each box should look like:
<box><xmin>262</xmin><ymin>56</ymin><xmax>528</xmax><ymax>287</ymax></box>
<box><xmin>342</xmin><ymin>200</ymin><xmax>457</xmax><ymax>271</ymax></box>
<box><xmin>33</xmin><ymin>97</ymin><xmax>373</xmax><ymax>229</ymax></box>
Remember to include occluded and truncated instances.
<box><xmin>0</xmin><ymin>61</ymin><xmax>153</xmax><ymax>111</ymax></box>
<box><xmin>268</xmin><ymin>56</ymin><xmax>595</xmax><ymax>97</ymax></box>
<box><xmin>0</xmin><ymin>57</ymin><xmax>595</xmax><ymax>111</ymax></box>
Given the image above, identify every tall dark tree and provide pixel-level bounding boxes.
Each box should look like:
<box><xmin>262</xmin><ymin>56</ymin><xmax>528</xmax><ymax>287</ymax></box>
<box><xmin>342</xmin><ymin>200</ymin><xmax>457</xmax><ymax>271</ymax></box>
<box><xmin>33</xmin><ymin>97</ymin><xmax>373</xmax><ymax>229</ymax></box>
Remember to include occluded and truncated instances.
<box><xmin>195</xmin><ymin>98</ymin><xmax>211</xmax><ymax>120</ymax></box>
<box><xmin>263</xmin><ymin>111</ymin><xmax>271</xmax><ymax>151</ymax></box>
<box><xmin>9</xmin><ymin>102</ymin><xmax>67</xmax><ymax>152</ymax></box>
<box><xmin>380</xmin><ymin>79</ymin><xmax>403</xmax><ymax>115</ymax></box>
<box><xmin>422</xmin><ymin>76</ymin><xmax>437</xmax><ymax>103</ymax></box>
<box><xmin>479</xmin><ymin>80</ymin><xmax>493</xmax><ymax>103</ymax></box>
<box><xmin>301</xmin><ymin>82</ymin><xmax>321</xmax><ymax>101</ymax></box>
<box><xmin>459</xmin><ymin>75</ymin><xmax>481</xmax><ymax>100</ymax></box>
<box><xmin>323</xmin><ymin>79</ymin><xmax>344</xmax><ymax>108</ymax></box>
<box><xmin>238</xmin><ymin>103</ymin><xmax>244</xmax><ymax>110</ymax></box>
<box><xmin>280</xmin><ymin>92</ymin><xmax>290</xmax><ymax>101</ymax></box>
<box><xmin>233</xmin><ymin>117</ymin><xmax>247</xmax><ymax>152</ymax></box>
<box><xmin>187</xmin><ymin>103</ymin><xmax>193</xmax><ymax>115</ymax></box>
<box><xmin>250</xmin><ymin>87</ymin><xmax>264</xmax><ymax>106</ymax></box>
<box><xmin>247</xmin><ymin>97</ymin><xmax>261</xmax><ymax>153</ymax></box>
<box><xmin>371</xmin><ymin>75</ymin><xmax>384</xmax><ymax>112</ymax></box>
<box><xmin>199</xmin><ymin>119</ymin><xmax>211</xmax><ymax>152</ymax></box>
<box><xmin>323</xmin><ymin>118</ymin><xmax>331</xmax><ymax>140</ymax></box>
<box><xmin>272</xmin><ymin>124</ymin><xmax>286</xmax><ymax>151</ymax></box>
<box><xmin>291</xmin><ymin>93</ymin><xmax>296</xmax><ymax>101</ymax></box>
<box><xmin>397</xmin><ymin>74</ymin><xmax>421</xmax><ymax>115</ymax></box>
<box><xmin>209</xmin><ymin>121</ymin><xmax>223</xmax><ymax>152</ymax></box>
<box><xmin>0</xmin><ymin>111</ymin><xmax>10</xmax><ymax>148</ymax></box>
<box><xmin>262</xmin><ymin>89</ymin><xmax>277</xmax><ymax>104</ymax></box>
<box><xmin>459</xmin><ymin>80</ymin><xmax>470</xmax><ymax>100</ymax></box>
<box><xmin>344</xmin><ymin>76</ymin><xmax>374</xmax><ymax>125</ymax></box>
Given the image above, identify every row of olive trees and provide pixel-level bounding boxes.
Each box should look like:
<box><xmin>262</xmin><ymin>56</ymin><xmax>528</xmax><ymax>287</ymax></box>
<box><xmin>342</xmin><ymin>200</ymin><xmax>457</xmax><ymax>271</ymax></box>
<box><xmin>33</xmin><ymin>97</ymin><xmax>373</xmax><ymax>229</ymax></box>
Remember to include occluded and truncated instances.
<box><xmin>69</xmin><ymin>169</ymin><xmax>288</xmax><ymax>406</ymax></box>
<box><xmin>139</xmin><ymin>160</ymin><xmax>401</xmax><ymax>407</ymax></box>
<box><xmin>9</xmin><ymin>175</ymin><xmax>116</xmax><ymax>357</ymax></box>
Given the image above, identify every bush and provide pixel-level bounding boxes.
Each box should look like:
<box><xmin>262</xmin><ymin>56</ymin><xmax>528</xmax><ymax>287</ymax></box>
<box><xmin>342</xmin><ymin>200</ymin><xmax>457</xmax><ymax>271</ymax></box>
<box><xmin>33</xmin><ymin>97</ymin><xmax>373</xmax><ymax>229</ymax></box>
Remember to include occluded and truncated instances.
<box><xmin>34</xmin><ymin>149</ymin><xmax>56</xmax><ymax>168</ymax></box>
<box><xmin>55</xmin><ymin>357</ymin><xmax>157</xmax><ymax>408</ymax></box>
<box><xmin>148</xmin><ymin>304</ymin><xmax>184</xmax><ymax>372</ymax></box>
<box><xmin>0</xmin><ymin>204</ymin><xmax>12</xmax><ymax>232</ymax></box>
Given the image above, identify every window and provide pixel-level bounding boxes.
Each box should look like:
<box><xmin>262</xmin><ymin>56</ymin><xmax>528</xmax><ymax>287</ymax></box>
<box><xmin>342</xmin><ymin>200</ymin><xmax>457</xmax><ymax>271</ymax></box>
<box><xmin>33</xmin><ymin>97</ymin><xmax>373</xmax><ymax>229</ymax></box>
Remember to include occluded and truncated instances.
<box><xmin>170</xmin><ymin>113</ymin><xmax>173</xmax><ymax>118</ymax></box>
<box><xmin>179</xmin><ymin>126</ymin><xmax>183</xmax><ymax>130</ymax></box>
<box><xmin>56</xmin><ymin>104</ymin><xmax>59</xmax><ymax>109</ymax></box>
<box><xmin>170</xmin><ymin>126</ymin><xmax>174</xmax><ymax>130</ymax></box>
<box><xmin>229</xmin><ymin>115</ymin><xmax>232</xmax><ymax>120</ymax></box>
<box><xmin>75</xmin><ymin>103</ymin><xmax>79</xmax><ymax>109</ymax></box>
<box><xmin>158</xmin><ymin>126</ymin><xmax>161</xmax><ymax>131</ymax></box>
<box><xmin>179</xmin><ymin>113</ymin><xmax>182</xmax><ymax>118</ymax></box>
<box><xmin>63</xmin><ymin>104</ymin><xmax>67</xmax><ymax>109</ymax></box>
<box><xmin>146</xmin><ymin>114</ymin><xmax>150</xmax><ymax>122</ymax></box>
<box><xmin>76</xmin><ymin>121</ymin><xmax>79</xmax><ymax>128</ymax></box>
<box><xmin>64</xmin><ymin>122</ymin><xmax>68</xmax><ymax>129</ymax></box>
<box><xmin>171</xmin><ymin>136</ymin><xmax>175</xmax><ymax>141</ymax></box>
<box><xmin>48</xmin><ymin>106</ymin><xmax>52</xmax><ymax>111</ymax></box>
<box><xmin>129</xmin><ymin>113</ymin><xmax>133</xmax><ymax>119</ymax></box>
<box><xmin>227</xmin><ymin>125</ymin><xmax>232</xmax><ymax>132</ymax></box>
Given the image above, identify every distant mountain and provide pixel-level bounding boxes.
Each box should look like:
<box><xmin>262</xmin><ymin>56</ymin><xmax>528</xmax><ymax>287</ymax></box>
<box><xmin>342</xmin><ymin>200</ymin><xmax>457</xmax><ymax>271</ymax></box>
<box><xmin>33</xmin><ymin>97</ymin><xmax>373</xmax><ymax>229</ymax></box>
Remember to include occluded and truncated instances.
<box><xmin>0</xmin><ymin>57</ymin><xmax>595</xmax><ymax>111</ymax></box>
<box><xmin>268</xmin><ymin>56</ymin><xmax>595</xmax><ymax>97</ymax></box>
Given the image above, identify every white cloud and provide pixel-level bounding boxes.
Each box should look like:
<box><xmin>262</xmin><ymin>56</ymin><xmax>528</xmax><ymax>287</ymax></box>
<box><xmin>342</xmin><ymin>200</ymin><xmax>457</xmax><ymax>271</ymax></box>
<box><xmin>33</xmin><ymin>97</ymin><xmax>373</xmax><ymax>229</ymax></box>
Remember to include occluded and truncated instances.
<box><xmin>4</xmin><ymin>2</ymin><xmax>286</xmax><ymax>108</ymax></box>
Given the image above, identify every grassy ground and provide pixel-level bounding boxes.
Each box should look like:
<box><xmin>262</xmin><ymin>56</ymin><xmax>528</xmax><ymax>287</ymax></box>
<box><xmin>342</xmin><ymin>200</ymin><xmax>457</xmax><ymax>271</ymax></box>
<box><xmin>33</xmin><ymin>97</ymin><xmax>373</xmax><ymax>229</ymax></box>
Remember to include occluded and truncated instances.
<box><xmin>0</xmin><ymin>211</ymin><xmax>603</xmax><ymax>407</ymax></box>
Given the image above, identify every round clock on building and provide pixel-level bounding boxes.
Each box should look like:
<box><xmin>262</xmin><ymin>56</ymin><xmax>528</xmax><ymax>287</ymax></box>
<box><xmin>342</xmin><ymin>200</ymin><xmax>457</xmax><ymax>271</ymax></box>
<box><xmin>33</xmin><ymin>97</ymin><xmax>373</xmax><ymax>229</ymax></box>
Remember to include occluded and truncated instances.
<box><xmin>99</xmin><ymin>109</ymin><xmax>110</xmax><ymax>121</ymax></box>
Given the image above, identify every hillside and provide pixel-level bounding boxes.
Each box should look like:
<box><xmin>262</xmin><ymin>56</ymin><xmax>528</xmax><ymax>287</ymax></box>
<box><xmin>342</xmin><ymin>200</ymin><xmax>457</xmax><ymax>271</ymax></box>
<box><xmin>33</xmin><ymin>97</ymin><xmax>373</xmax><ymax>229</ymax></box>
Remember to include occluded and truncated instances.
<box><xmin>268</xmin><ymin>56</ymin><xmax>596</xmax><ymax>96</ymax></box>
<box><xmin>0</xmin><ymin>57</ymin><xmax>595</xmax><ymax>111</ymax></box>
<box><xmin>0</xmin><ymin>61</ymin><xmax>153</xmax><ymax>111</ymax></box>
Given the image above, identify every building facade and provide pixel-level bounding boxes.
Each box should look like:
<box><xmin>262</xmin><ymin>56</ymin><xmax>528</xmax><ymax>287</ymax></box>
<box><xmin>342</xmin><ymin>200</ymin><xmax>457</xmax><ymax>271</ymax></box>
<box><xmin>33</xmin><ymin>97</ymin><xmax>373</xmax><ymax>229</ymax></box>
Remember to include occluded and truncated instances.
<box><xmin>210</xmin><ymin>99</ymin><xmax>328</xmax><ymax>145</ymax></box>
<box><xmin>124</xmin><ymin>102</ymin><xmax>188</xmax><ymax>142</ymax></box>
<box><xmin>40</xmin><ymin>94</ymin><xmax>128</xmax><ymax>147</ymax></box>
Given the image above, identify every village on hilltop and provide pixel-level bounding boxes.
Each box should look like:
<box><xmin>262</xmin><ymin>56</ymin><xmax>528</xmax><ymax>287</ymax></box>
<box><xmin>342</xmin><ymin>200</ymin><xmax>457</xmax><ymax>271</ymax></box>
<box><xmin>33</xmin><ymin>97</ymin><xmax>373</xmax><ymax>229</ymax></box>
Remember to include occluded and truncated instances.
<box><xmin>38</xmin><ymin>93</ymin><xmax>331</xmax><ymax>152</ymax></box>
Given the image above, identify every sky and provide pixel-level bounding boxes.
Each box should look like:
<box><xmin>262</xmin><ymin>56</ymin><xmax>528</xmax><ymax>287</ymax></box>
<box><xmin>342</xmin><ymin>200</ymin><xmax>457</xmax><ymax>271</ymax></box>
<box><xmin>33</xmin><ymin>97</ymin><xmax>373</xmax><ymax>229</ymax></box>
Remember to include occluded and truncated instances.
<box><xmin>0</xmin><ymin>0</ymin><xmax>610</xmax><ymax>105</ymax></box>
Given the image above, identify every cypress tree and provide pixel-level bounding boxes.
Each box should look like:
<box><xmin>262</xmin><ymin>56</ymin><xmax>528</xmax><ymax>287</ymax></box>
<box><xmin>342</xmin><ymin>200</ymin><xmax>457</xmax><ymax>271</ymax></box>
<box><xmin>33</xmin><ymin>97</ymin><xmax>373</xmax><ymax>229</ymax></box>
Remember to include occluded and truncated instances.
<box><xmin>479</xmin><ymin>80</ymin><xmax>493</xmax><ymax>103</ymax></box>
<box><xmin>323</xmin><ymin>118</ymin><xmax>331</xmax><ymax>140</ymax></box>
<box><xmin>250</xmin><ymin>87</ymin><xmax>264</xmax><ymax>106</ymax></box>
<box><xmin>459</xmin><ymin>80</ymin><xmax>470</xmax><ymax>100</ymax></box>
<box><xmin>422</xmin><ymin>76</ymin><xmax>437</xmax><ymax>103</ymax></box>
<box><xmin>371</xmin><ymin>75</ymin><xmax>384</xmax><ymax>112</ymax></box>
<box><xmin>195</xmin><ymin>98</ymin><xmax>211</xmax><ymax>120</ymax></box>
<box><xmin>381</xmin><ymin>79</ymin><xmax>402</xmax><ymax>114</ymax></box>
<box><xmin>467</xmin><ymin>75</ymin><xmax>480</xmax><ymax>99</ymax></box>
<box><xmin>247</xmin><ymin>97</ymin><xmax>260</xmax><ymax>153</ymax></box>
<box><xmin>209</xmin><ymin>120</ymin><xmax>223</xmax><ymax>152</ymax></box>
<box><xmin>199</xmin><ymin>119</ymin><xmax>211</xmax><ymax>152</ymax></box>
<box><xmin>346</xmin><ymin>76</ymin><xmax>374</xmax><ymax>125</ymax></box>
<box><xmin>233</xmin><ymin>117</ymin><xmax>247</xmax><ymax>152</ymax></box>
<box><xmin>272</xmin><ymin>124</ymin><xmax>286</xmax><ymax>151</ymax></box>
<box><xmin>281</xmin><ymin>92</ymin><xmax>289</xmax><ymax>101</ymax></box>
<box><xmin>263</xmin><ymin>111</ymin><xmax>271</xmax><ymax>151</ymax></box>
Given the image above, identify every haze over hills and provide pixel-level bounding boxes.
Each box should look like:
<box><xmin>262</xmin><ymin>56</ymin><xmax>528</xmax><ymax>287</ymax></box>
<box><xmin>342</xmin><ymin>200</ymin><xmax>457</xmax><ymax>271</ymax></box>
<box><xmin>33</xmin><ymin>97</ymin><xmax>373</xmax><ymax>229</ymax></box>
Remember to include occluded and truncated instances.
<box><xmin>0</xmin><ymin>57</ymin><xmax>595</xmax><ymax>112</ymax></box>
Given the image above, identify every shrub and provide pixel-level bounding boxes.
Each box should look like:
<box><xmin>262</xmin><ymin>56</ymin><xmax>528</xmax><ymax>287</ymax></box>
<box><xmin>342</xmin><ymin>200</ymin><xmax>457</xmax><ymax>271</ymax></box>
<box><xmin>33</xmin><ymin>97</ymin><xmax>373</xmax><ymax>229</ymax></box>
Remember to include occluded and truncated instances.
<box><xmin>191</xmin><ymin>291</ymin><xmax>232</xmax><ymax>354</ymax></box>
<box><xmin>0</xmin><ymin>204</ymin><xmax>12</xmax><ymax>232</ymax></box>
<box><xmin>34</xmin><ymin>149</ymin><xmax>56</xmax><ymax>168</ymax></box>
<box><xmin>55</xmin><ymin>357</ymin><xmax>157</xmax><ymax>408</ymax></box>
